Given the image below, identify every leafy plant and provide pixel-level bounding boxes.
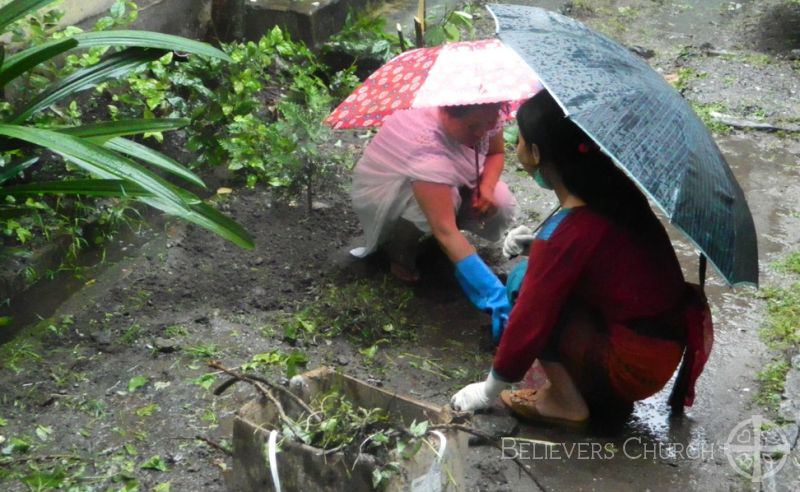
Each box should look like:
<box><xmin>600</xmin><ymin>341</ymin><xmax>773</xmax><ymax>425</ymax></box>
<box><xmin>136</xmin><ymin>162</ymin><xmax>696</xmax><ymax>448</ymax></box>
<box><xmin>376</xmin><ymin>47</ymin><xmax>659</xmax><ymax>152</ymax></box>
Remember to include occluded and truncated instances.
<box><xmin>756</xmin><ymin>359</ymin><xmax>790</xmax><ymax>410</ymax></box>
<box><xmin>272</xmin><ymin>388</ymin><xmax>436</xmax><ymax>488</ymax></box>
<box><xmin>240</xmin><ymin>348</ymin><xmax>309</xmax><ymax>378</ymax></box>
<box><xmin>185</xmin><ymin>343</ymin><xmax>219</xmax><ymax>359</ymax></box>
<box><xmin>423</xmin><ymin>6</ymin><xmax>478</xmax><ymax>46</ymax></box>
<box><xmin>140</xmin><ymin>455</ymin><xmax>168</xmax><ymax>472</ymax></box>
<box><xmin>258</xmin><ymin>75</ymin><xmax>335</xmax><ymax>211</ymax></box>
<box><xmin>127</xmin><ymin>375</ymin><xmax>149</xmax><ymax>392</ymax></box>
<box><xmin>324</xmin><ymin>12</ymin><xmax>399</xmax><ymax>62</ymax></box>
<box><xmin>0</xmin><ymin>0</ymin><xmax>254</xmax><ymax>254</ymax></box>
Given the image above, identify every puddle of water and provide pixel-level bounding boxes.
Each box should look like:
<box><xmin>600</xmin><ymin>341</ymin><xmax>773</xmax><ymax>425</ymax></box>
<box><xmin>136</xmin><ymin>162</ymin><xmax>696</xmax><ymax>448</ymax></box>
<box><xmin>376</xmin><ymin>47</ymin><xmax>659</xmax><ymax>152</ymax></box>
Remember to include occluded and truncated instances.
<box><xmin>621</xmin><ymin>134</ymin><xmax>797</xmax><ymax>460</ymax></box>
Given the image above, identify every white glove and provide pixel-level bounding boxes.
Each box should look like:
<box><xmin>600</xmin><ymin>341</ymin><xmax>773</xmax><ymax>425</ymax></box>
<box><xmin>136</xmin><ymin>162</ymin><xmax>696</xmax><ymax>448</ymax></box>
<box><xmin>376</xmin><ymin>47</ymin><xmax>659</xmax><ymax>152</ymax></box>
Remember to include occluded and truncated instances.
<box><xmin>451</xmin><ymin>371</ymin><xmax>509</xmax><ymax>412</ymax></box>
<box><xmin>502</xmin><ymin>225</ymin><xmax>535</xmax><ymax>259</ymax></box>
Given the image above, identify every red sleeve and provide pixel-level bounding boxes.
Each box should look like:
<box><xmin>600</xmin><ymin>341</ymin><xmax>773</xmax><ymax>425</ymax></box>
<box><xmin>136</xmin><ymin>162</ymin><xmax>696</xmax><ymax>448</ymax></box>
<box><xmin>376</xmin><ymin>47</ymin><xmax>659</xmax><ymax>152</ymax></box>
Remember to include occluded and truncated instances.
<box><xmin>492</xmin><ymin>210</ymin><xmax>607</xmax><ymax>381</ymax></box>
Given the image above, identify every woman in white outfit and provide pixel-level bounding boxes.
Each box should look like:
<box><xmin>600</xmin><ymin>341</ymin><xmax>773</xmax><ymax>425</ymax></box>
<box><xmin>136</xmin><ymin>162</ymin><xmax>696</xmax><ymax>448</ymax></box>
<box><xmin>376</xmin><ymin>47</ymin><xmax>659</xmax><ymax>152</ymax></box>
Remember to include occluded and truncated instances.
<box><xmin>350</xmin><ymin>103</ymin><xmax>517</xmax><ymax>343</ymax></box>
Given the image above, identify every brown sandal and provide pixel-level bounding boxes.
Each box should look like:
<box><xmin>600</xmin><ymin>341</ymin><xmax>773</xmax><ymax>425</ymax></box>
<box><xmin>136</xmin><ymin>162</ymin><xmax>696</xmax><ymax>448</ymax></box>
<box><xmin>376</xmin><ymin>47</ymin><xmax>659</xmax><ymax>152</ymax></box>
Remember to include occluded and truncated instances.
<box><xmin>500</xmin><ymin>389</ymin><xmax>589</xmax><ymax>429</ymax></box>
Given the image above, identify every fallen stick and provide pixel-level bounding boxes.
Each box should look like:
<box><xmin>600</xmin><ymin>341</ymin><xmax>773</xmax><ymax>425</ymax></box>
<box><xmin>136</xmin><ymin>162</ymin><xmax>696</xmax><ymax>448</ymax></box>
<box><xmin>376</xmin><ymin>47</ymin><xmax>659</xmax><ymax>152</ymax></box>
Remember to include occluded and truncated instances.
<box><xmin>709</xmin><ymin>111</ymin><xmax>800</xmax><ymax>133</ymax></box>
<box><xmin>195</xmin><ymin>435</ymin><xmax>232</xmax><ymax>456</ymax></box>
<box><xmin>208</xmin><ymin>360</ymin><xmax>318</xmax><ymax>421</ymax></box>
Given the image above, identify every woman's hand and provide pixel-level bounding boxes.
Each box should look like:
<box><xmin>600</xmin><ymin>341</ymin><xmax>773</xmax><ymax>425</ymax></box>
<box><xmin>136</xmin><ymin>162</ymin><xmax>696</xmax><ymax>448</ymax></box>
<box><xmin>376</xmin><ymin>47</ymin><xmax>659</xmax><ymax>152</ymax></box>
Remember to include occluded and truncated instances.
<box><xmin>472</xmin><ymin>182</ymin><xmax>498</xmax><ymax>215</ymax></box>
<box><xmin>451</xmin><ymin>371</ymin><xmax>509</xmax><ymax>412</ymax></box>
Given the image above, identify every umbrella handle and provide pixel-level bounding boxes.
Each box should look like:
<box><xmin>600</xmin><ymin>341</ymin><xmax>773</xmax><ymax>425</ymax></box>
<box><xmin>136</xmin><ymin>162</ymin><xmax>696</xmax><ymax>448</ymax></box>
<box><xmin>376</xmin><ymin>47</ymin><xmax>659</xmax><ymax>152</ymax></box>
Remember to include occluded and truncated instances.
<box><xmin>699</xmin><ymin>254</ymin><xmax>707</xmax><ymax>293</ymax></box>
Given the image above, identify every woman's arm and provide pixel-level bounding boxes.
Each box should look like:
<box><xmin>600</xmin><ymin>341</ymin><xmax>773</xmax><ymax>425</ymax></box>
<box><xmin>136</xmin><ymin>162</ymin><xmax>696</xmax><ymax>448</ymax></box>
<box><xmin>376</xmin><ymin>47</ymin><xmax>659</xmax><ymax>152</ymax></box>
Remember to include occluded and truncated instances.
<box><xmin>412</xmin><ymin>181</ymin><xmax>475</xmax><ymax>262</ymax></box>
<box><xmin>474</xmin><ymin>132</ymin><xmax>506</xmax><ymax>214</ymax></box>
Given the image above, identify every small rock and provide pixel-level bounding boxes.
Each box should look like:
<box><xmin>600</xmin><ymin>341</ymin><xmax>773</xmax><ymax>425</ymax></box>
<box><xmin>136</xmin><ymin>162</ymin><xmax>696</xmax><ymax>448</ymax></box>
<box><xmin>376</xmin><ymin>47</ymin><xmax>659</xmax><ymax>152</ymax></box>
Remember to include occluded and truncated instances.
<box><xmin>629</xmin><ymin>45</ymin><xmax>655</xmax><ymax>59</ymax></box>
<box><xmin>312</xmin><ymin>200</ymin><xmax>332</xmax><ymax>210</ymax></box>
<box><xmin>90</xmin><ymin>331</ymin><xmax>112</xmax><ymax>347</ymax></box>
<box><xmin>470</xmin><ymin>412</ymin><xmax>520</xmax><ymax>441</ymax></box>
<box><xmin>788</xmin><ymin>49</ymin><xmax>800</xmax><ymax>61</ymax></box>
<box><xmin>336</xmin><ymin>356</ymin><xmax>350</xmax><ymax>366</ymax></box>
<box><xmin>153</xmin><ymin>337</ymin><xmax>179</xmax><ymax>353</ymax></box>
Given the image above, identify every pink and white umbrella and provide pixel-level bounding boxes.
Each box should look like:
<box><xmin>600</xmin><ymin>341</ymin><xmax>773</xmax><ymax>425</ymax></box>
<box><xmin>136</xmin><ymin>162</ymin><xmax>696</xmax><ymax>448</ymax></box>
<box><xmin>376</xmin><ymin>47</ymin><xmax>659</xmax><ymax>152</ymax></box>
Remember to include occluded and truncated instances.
<box><xmin>324</xmin><ymin>39</ymin><xmax>542</xmax><ymax>129</ymax></box>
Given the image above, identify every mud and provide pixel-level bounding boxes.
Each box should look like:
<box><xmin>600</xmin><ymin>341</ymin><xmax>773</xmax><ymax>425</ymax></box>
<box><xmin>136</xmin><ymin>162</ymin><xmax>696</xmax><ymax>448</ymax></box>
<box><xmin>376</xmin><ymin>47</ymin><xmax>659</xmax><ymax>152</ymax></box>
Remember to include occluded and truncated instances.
<box><xmin>1</xmin><ymin>0</ymin><xmax>799</xmax><ymax>491</ymax></box>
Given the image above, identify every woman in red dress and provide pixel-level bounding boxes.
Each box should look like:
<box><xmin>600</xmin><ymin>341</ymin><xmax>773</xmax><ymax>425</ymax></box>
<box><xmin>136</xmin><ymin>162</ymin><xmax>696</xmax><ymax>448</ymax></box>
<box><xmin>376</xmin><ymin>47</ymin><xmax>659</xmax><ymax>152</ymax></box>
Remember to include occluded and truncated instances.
<box><xmin>451</xmin><ymin>91</ymin><xmax>712</xmax><ymax>425</ymax></box>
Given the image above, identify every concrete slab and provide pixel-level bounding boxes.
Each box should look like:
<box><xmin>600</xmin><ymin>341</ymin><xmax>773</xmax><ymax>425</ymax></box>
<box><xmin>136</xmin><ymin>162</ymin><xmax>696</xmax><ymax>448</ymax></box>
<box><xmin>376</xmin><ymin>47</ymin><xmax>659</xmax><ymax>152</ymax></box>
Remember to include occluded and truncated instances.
<box><xmin>239</xmin><ymin>0</ymin><xmax>377</xmax><ymax>47</ymax></box>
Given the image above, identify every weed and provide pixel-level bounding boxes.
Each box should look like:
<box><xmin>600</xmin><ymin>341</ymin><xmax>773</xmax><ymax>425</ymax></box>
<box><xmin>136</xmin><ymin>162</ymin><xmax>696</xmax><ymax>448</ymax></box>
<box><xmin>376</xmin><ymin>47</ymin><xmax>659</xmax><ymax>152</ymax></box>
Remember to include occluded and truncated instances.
<box><xmin>321</xmin><ymin>11</ymin><xmax>400</xmax><ymax>67</ymax></box>
<box><xmin>164</xmin><ymin>324</ymin><xmax>189</xmax><ymax>337</ymax></box>
<box><xmin>185</xmin><ymin>344</ymin><xmax>220</xmax><ymax>359</ymax></box>
<box><xmin>760</xmin><ymin>284</ymin><xmax>800</xmax><ymax>349</ymax></box>
<box><xmin>755</xmin><ymin>252</ymin><xmax>800</xmax><ymax>411</ymax></box>
<box><xmin>570</xmin><ymin>0</ymin><xmax>596</xmax><ymax>15</ymax></box>
<box><xmin>423</xmin><ymin>5</ymin><xmax>478</xmax><ymax>45</ymax></box>
<box><xmin>140</xmin><ymin>455</ymin><xmax>169</xmax><ymax>472</ymax></box>
<box><xmin>772</xmin><ymin>251</ymin><xmax>800</xmax><ymax>275</ymax></box>
<box><xmin>241</xmin><ymin>349</ymin><xmax>309</xmax><ymax>378</ymax></box>
<box><xmin>192</xmin><ymin>373</ymin><xmax>217</xmax><ymax>391</ymax></box>
<box><xmin>755</xmin><ymin>359</ymin><xmax>790</xmax><ymax>410</ymax></box>
<box><xmin>136</xmin><ymin>403</ymin><xmax>160</xmax><ymax>417</ymax></box>
<box><xmin>46</xmin><ymin>315</ymin><xmax>74</xmax><ymax>337</ymax></box>
<box><xmin>739</xmin><ymin>53</ymin><xmax>773</xmax><ymax>67</ymax></box>
<box><xmin>1</xmin><ymin>341</ymin><xmax>42</xmax><ymax>374</ymax></box>
<box><xmin>201</xmin><ymin>408</ymin><xmax>218</xmax><ymax>426</ymax></box>
<box><xmin>671</xmin><ymin>67</ymin><xmax>702</xmax><ymax>92</ymax></box>
<box><xmin>691</xmin><ymin>102</ymin><xmax>732</xmax><ymax>135</ymax></box>
<box><xmin>127</xmin><ymin>375</ymin><xmax>149</xmax><ymax>392</ymax></box>
<box><xmin>127</xmin><ymin>290</ymin><xmax>152</xmax><ymax>310</ymax></box>
<box><xmin>283</xmin><ymin>279</ymin><xmax>418</xmax><ymax>346</ymax></box>
<box><xmin>120</xmin><ymin>323</ymin><xmax>142</xmax><ymax>344</ymax></box>
<box><xmin>79</xmin><ymin>398</ymin><xmax>108</xmax><ymax>418</ymax></box>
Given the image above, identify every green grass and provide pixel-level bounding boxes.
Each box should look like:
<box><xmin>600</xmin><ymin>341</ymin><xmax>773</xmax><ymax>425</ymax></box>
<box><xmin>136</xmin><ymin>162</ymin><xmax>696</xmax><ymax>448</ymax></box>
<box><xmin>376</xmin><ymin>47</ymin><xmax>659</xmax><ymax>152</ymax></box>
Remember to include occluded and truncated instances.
<box><xmin>756</xmin><ymin>251</ymin><xmax>800</xmax><ymax>410</ymax></box>
<box><xmin>691</xmin><ymin>102</ymin><xmax>732</xmax><ymax>135</ymax></box>
<box><xmin>756</xmin><ymin>360</ymin><xmax>790</xmax><ymax>410</ymax></box>
<box><xmin>185</xmin><ymin>344</ymin><xmax>220</xmax><ymax>359</ymax></box>
<box><xmin>773</xmin><ymin>251</ymin><xmax>800</xmax><ymax>275</ymax></box>
<box><xmin>760</xmin><ymin>283</ymin><xmax>800</xmax><ymax>349</ymax></box>
<box><xmin>282</xmin><ymin>279</ymin><xmax>418</xmax><ymax>347</ymax></box>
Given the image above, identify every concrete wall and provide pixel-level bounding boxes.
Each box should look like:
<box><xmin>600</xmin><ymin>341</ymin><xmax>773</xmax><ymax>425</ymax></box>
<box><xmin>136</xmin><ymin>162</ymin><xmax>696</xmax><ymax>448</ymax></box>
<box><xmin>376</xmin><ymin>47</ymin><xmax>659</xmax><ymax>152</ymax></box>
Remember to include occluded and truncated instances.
<box><xmin>60</xmin><ymin>0</ymin><xmax>211</xmax><ymax>38</ymax></box>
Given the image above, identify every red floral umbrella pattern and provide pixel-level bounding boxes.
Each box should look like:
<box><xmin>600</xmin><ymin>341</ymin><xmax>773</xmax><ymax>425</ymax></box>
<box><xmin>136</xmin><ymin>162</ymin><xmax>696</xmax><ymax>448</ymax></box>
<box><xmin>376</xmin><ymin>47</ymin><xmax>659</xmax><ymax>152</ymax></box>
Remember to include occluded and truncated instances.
<box><xmin>325</xmin><ymin>39</ymin><xmax>542</xmax><ymax>129</ymax></box>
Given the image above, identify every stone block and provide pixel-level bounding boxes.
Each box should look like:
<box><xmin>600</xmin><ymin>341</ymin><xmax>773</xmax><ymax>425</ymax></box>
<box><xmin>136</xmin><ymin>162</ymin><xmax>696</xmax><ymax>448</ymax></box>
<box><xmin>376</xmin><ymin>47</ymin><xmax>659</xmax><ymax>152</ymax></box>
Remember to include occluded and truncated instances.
<box><xmin>241</xmin><ymin>0</ymin><xmax>377</xmax><ymax>47</ymax></box>
<box><xmin>227</xmin><ymin>367</ymin><xmax>468</xmax><ymax>491</ymax></box>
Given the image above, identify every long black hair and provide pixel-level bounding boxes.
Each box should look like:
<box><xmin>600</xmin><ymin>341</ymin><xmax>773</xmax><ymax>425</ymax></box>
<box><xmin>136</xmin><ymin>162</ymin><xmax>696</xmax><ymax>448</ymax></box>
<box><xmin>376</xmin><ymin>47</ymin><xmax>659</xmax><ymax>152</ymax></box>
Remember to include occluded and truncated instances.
<box><xmin>516</xmin><ymin>91</ymin><xmax>660</xmax><ymax>237</ymax></box>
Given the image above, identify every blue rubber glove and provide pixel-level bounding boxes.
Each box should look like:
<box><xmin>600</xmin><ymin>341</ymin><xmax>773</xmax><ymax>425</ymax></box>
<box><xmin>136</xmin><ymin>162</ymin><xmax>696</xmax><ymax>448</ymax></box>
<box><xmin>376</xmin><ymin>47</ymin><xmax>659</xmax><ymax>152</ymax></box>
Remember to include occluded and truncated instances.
<box><xmin>454</xmin><ymin>253</ymin><xmax>511</xmax><ymax>344</ymax></box>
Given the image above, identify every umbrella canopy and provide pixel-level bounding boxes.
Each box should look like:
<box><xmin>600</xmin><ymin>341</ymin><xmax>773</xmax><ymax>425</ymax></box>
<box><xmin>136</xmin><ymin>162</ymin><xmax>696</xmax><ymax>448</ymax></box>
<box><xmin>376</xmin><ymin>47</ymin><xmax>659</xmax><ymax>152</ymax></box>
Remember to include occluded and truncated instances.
<box><xmin>488</xmin><ymin>4</ymin><xmax>758</xmax><ymax>287</ymax></box>
<box><xmin>324</xmin><ymin>38</ymin><xmax>541</xmax><ymax>129</ymax></box>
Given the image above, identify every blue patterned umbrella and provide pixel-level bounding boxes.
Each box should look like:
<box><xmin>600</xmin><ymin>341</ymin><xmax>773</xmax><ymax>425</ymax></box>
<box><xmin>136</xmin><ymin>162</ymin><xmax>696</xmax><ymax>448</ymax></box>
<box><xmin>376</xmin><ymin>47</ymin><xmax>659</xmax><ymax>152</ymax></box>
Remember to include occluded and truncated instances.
<box><xmin>488</xmin><ymin>4</ymin><xmax>758</xmax><ymax>287</ymax></box>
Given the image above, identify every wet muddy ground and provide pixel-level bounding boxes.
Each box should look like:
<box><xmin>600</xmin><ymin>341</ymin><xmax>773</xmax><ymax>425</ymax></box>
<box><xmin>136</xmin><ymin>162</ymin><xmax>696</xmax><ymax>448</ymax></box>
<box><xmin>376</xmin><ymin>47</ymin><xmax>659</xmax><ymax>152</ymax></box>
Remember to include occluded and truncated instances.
<box><xmin>1</xmin><ymin>0</ymin><xmax>799</xmax><ymax>491</ymax></box>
